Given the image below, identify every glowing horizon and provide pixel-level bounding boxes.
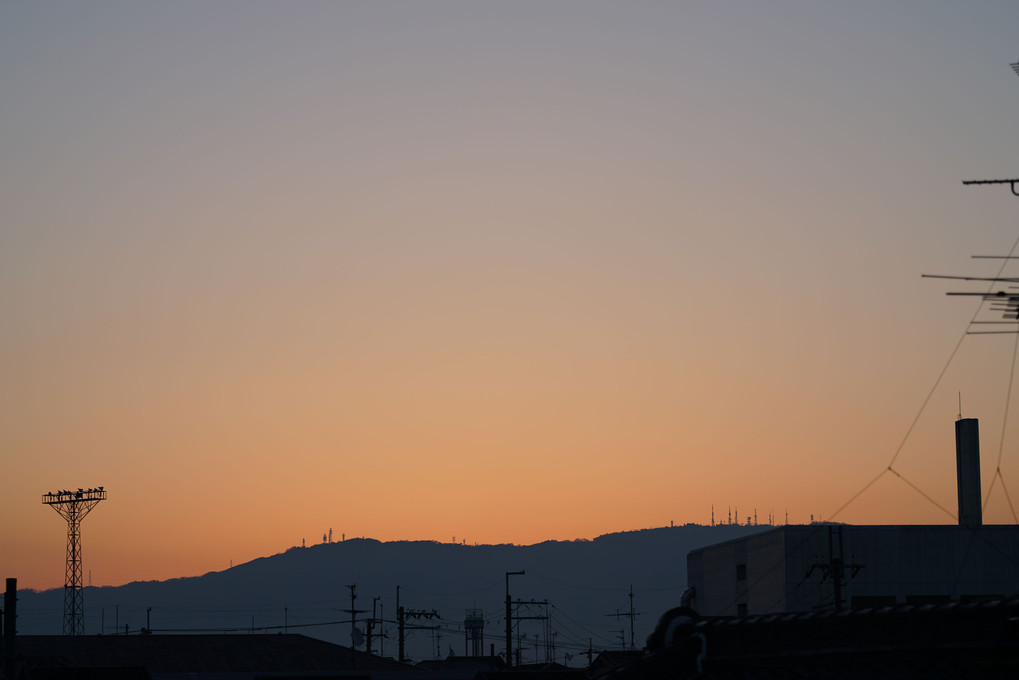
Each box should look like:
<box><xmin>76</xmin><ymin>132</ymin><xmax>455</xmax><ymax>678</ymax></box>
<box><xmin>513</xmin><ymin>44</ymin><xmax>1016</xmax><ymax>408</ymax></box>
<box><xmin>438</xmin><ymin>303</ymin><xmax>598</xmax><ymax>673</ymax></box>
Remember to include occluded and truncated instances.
<box><xmin>3</xmin><ymin>1</ymin><xmax>1019</xmax><ymax>592</ymax></box>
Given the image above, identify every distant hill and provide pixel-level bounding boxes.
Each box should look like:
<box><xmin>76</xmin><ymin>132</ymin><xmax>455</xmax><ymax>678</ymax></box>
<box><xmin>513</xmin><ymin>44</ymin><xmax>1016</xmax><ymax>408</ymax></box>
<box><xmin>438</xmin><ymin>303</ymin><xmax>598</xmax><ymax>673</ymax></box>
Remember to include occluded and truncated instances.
<box><xmin>15</xmin><ymin>524</ymin><xmax>770</xmax><ymax>664</ymax></box>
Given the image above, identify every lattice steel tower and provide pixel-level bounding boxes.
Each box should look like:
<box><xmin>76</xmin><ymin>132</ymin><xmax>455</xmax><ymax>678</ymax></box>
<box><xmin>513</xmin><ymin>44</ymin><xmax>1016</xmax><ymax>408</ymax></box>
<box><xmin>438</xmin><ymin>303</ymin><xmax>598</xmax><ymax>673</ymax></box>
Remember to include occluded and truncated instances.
<box><xmin>42</xmin><ymin>487</ymin><xmax>106</xmax><ymax>635</ymax></box>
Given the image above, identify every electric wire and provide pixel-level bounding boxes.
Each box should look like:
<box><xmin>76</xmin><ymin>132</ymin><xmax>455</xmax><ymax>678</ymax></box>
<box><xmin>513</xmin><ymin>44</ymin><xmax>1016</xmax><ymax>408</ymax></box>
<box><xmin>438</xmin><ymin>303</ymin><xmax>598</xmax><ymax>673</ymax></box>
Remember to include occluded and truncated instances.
<box><xmin>984</xmin><ymin>327</ymin><xmax>1019</xmax><ymax>521</ymax></box>
<box><xmin>526</xmin><ymin>572</ymin><xmax>631</xmax><ymax>592</ymax></box>
<box><xmin>399</xmin><ymin>582</ymin><xmax>502</xmax><ymax>597</ymax></box>
<box><xmin>549</xmin><ymin>604</ymin><xmax>617</xmax><ymax>647</ymax></box>
<box><xmin>527</xmin><ymin>571</ymin><xmax>685</xmax><ymax>594</ymax></box>
<box><xmin>999</xmin><ymin>476</ymin><xmax>1019</xmax><ymax>523</ymax></box>
<box><xmin>832</xmin><ymin>230</ymin><xmax>1019</xmax><ymax>522</ymax></box>
<box><xmin>825</xmin><ymin>469</ymin><xmax>888</xmax><ymax>524</ymax></box>
<box><xmin>885</xmin><ymin>467</ymin><xmax>957</xmax><ymax>520</ymax></box>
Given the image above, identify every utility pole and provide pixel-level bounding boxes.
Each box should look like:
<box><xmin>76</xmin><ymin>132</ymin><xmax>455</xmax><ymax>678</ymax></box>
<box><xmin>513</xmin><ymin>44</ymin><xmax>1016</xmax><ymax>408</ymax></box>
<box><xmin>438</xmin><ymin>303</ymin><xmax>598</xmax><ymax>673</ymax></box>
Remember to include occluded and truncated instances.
<box><xmin>627</xmin><ymin>587</ymin><xmax>637</xmax><ymax>650</ymax></box>
<box><xmin>379</xmin><ymin>601</ymin><xmax>385</xmax><ymax>658</ymax></box>
<box><xmin>398</xmin><ymin>607</ymin><xmax>439</xmax><ymax>662</ymax></box>
<box><xmin>806</xmin><ymin>525</ymin><xmax>864</xmax><ymax>610</ymax></box>
<box><xmin>340</xmin><ymin>584</ymin><xmax>367</xmax><ymax>668</ymax></box>
<box><xmin>4</xmin><ymin>578</ymin><xmax>17</xmax><ymax>680</ymax></box>
<box><xmin>396</xmin><ymin>586</ymin><xmax>402</xmax><ymax>662</ymax></box>
<box><xmin>511</xmin><ymin>599</ymin><xmax>549</xmax><ymax>664</ymax></box>
<box><xmin>505</xmin><ymin>570</ymin><xmax>524</xmax><ymax>668</ymax></box>
<box><xmin>366</xmin><ymin>596</ymin><xmax>380</xmax><ymax>655</ymax></box>
<box><xmin>398</xmin><ymin>605</ymin><xmax>405</xmax><ymax>662</ymax></box>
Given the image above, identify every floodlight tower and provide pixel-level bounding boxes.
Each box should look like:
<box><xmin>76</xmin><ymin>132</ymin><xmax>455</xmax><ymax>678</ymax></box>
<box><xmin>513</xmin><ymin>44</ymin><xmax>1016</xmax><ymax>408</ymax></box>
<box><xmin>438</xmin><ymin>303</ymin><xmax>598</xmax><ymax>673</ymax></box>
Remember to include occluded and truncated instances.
<box><xmin>42</xmin><ymin>487</ymin><xmax>107</xmax><ymax>635</ymax></box>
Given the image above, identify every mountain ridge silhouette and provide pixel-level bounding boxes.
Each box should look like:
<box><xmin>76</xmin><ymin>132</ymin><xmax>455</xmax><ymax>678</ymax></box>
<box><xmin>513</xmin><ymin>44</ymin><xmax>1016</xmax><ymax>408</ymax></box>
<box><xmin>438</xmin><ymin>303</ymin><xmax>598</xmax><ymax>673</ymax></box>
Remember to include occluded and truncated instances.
<box><xmin>16</xmin><ymin>524</ymin><xmax>771</xmax><ymax>662</ymax></box>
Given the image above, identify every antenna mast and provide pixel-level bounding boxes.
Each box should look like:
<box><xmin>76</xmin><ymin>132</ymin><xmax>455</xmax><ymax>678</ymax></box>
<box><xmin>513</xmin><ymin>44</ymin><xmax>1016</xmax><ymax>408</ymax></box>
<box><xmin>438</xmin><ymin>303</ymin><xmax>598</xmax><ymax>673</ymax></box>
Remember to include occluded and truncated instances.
<box><xmin>603</xmin><ymin>586</ymin><xmax>642</xmax><ymax>650</ymax></box>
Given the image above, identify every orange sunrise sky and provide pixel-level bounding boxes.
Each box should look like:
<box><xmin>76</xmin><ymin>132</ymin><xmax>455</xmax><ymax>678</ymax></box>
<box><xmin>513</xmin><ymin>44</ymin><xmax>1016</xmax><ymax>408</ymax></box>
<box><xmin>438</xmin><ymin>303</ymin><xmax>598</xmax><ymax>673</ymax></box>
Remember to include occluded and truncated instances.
<box><xmin>3</xmin><ymin>1</ymin><xmax>1019</xmax><ymax>592</ymax></box>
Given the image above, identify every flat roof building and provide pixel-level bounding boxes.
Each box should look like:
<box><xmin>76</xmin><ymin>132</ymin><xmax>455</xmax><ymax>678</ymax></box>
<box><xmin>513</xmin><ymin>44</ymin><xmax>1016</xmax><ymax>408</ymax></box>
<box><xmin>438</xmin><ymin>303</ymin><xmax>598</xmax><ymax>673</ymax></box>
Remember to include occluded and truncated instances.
<box><xmin>687</xmin><ymin>523</ymin><xmax>1019</xmax><ymax>616</ymax></box>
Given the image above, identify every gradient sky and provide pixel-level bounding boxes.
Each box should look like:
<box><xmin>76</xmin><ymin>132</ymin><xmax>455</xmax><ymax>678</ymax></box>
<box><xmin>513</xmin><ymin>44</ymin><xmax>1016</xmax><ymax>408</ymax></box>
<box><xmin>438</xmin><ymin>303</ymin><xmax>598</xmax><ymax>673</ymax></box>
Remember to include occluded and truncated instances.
<box><xmin>3</xmin><ymin>1</ymin><xmax>1019</xmax><ymax>591</ymax></box>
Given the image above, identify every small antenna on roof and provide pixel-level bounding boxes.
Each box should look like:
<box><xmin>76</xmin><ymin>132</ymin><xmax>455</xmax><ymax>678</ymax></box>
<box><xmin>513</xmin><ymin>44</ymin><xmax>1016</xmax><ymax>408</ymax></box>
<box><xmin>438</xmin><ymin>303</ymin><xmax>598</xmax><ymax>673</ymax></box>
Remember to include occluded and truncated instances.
<box><xmin>958</xmin><ymin>391</ymin><xmax>963</xmax><ymax>420</ymax></box>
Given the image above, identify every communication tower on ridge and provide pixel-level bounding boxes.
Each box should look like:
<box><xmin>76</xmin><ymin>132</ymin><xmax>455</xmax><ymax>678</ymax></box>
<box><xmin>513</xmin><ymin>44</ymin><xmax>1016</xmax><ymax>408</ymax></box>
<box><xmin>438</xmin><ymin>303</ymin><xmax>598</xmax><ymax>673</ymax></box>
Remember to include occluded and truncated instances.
<box><xmin>42</xmin><ymin>487</ymin><xmax>107</xmax><ymax>635</ymax></box>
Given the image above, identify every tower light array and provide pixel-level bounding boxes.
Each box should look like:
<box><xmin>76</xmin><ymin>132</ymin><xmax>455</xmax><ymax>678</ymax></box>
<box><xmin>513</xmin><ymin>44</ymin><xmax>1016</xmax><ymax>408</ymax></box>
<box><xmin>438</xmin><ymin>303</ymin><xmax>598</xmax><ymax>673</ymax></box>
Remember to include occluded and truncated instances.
<box><xmin>42</xmin><ymin>487</ymin><xmax>107</xmax><ymax>635</ymax></box>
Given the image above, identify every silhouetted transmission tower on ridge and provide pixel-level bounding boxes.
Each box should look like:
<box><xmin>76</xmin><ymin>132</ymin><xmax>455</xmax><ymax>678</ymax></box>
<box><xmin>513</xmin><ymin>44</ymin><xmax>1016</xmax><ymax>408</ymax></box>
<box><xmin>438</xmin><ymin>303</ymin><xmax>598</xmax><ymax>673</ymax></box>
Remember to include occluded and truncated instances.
<box><xmin>42</xmin><ymin>487</ymin><xmax>107</xmax><ymax>635</ymax></box>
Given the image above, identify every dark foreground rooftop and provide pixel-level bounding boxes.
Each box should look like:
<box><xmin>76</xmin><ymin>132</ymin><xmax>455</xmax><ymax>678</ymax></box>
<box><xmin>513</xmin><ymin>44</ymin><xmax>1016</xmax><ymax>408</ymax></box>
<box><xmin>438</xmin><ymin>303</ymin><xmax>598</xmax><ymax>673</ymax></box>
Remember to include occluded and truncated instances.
<box><xmin>622</xmin><ymin>597</ymin><xmax>1019</xmax><ymax>679</ymax></box>
<box><xmin>4</xmin><ymin>633</ymin><xmax>417</xmax><ymax>679</ymax></box>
